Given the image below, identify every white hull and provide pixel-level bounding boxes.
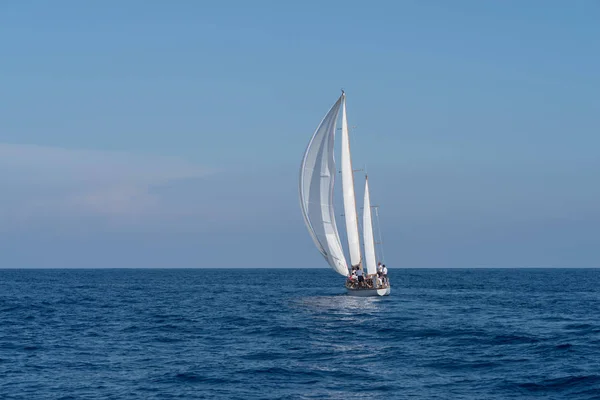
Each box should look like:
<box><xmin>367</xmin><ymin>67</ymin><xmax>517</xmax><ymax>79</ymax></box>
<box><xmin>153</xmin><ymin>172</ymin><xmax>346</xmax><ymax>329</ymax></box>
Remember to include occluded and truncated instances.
<box><xmin>346</xmin><ymin>286</ymin><xmax>391</xmax><ymax>297</ymax></box>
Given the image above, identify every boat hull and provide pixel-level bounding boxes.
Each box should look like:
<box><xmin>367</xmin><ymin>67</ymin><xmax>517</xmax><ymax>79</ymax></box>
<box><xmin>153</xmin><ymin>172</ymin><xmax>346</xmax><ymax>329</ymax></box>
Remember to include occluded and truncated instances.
<box><xmin>346</xmin><ymin>286</ymin><xmax>391</xmax><ymax>297</ymax></box>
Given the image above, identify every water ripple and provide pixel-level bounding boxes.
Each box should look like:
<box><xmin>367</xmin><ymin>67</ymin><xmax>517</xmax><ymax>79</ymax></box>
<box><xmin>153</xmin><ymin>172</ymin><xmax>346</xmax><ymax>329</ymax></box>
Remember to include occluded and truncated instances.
<box><xmin>0</xmin><ymin>268</ymin><xmax>599</xmax><ymax>399</ymax></box>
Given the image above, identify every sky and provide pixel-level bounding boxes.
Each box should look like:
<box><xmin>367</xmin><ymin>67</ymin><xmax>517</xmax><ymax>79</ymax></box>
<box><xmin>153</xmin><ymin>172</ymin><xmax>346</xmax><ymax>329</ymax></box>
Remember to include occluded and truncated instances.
<box><xmin>1</xmin><ymin>0</ymin><xmax>598</xmax><ymax>268</ymax></box>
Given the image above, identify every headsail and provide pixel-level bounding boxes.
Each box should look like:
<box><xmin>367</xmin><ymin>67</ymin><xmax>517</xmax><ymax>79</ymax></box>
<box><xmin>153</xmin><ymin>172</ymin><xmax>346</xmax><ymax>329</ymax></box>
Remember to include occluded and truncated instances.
<box><xmin>362</xmin><ymin>176</ymin><xmax>377</xmax><ymax>276</ymax></box>
<box><xmin>299</xmin><ymin>94</ymin><xmax>349</xmax><ymax>276</ymax></box>
<box><xmin>340</xmin><ymin>94</ymin><xmax>362</xmax><ymax>268</ymax></box>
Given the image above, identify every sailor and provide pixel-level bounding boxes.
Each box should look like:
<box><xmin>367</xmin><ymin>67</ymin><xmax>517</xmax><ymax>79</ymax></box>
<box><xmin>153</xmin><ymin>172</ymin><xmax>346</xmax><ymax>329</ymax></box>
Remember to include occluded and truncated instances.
<box><xmin>382</xmin><ymin>264</ymin><xmax>388</xmax><ymax>285</ymax></box>
<box><xmin>355</xmin><ymin>267</ymin><xmax>364</xmax><ymax>287</ymax></box>
<box><xmin>377</xmin><ymin>263</ymin><xmax>383</xmax><ymax>278</ymax></box>
<box><xmin>348</xmin><ymin>270</ymin><xmax>357</xmax><ymax>288</ymax></box>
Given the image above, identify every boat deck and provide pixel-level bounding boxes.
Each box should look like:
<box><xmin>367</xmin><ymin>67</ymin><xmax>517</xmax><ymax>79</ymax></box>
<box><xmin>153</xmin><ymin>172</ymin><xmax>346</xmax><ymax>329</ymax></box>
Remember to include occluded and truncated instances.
<box><xmin>345</xmin><ymin>276</ymin><xmax>390</xmax><ymax>291</ymax></box>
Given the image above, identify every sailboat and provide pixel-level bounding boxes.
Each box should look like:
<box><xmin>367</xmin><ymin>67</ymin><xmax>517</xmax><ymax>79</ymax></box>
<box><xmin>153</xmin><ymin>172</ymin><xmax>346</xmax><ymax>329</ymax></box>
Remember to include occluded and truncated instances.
<box><xmin>299</xmin><ymin>91</ymin><xmax>390</xmax><ymax>297</ymax></box>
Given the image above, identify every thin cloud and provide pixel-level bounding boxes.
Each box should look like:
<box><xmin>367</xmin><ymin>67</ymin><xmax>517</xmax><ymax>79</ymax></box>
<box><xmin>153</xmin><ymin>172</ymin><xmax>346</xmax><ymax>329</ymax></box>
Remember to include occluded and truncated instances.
<box><xmin>0</xmin><ymin>143</ymin><xmax>212</xmax><ymax>220</ymax></box>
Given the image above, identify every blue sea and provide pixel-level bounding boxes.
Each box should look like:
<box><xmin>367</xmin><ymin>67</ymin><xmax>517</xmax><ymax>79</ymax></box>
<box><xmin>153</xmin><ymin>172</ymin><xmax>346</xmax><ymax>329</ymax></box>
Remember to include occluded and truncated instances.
<box><xmin>1</xmin><ymin>268</ymin><xmax>599</xmax><ymax>399</ymax></box>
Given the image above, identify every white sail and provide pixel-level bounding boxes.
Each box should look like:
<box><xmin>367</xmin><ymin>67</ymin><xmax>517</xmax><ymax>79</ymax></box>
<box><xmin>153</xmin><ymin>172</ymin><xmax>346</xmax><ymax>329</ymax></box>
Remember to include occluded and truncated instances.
<box><xmin>362</xmin><ymin>176</ymin><xmax>377</xmax><ymax>276</ymax></box>
<box><xmin>299</xmin><ymin>94</ymin><xmax>349</xmax><ymax>276</ymax></box>
<box><xmin>340</xmin><ymin>94</ymin><xmax>362</xmax><ymax>268</ymax></box>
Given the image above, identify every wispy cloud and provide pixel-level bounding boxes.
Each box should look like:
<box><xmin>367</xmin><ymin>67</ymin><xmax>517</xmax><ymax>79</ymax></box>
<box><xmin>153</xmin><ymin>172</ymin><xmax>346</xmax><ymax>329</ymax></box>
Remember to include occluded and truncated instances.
<box><xmin>0</xmin><ymin>143</ymin><xmax>212</xmax><ymax>221</ymax></box>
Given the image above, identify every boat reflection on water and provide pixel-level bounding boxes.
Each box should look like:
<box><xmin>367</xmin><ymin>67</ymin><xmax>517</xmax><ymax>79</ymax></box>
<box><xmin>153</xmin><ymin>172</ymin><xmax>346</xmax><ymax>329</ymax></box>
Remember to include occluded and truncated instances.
<box><xmin>293</xmin><ymin>295</ymin><xmax>383</xmax><ymax>315</ymax></box>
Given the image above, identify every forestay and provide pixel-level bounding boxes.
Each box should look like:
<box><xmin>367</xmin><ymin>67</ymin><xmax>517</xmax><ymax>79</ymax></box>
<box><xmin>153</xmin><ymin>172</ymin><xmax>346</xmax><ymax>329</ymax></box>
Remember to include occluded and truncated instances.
<box><xmin>299</xmin><ymin>94</ymin><xmax>349</xmax><ymax>276</ymax></box>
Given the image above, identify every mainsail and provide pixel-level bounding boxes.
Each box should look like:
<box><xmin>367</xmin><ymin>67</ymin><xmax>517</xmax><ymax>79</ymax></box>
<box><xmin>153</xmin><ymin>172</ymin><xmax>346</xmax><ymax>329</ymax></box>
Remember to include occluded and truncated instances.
<box><xmin>299</xmin><ymin>94</ymin><xmax>349</xmax><ymax>276</ymax></box>
<box><xmin>340</xmin><ymin>94</ymin><xmax>362</xmax><ymax>268</ymax></box>
<box><xmin>362</xmin><ymin>176</ymin><xmax>378</xmax><ymax>276</ymax></box>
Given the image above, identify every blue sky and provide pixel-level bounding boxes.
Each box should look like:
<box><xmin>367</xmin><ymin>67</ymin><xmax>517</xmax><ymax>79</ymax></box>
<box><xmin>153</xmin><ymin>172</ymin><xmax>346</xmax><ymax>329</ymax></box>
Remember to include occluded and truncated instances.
<box><xmin>1</xmin><ymin>1</ymin><xmax>598</xmax><ymax>268</ymax></box>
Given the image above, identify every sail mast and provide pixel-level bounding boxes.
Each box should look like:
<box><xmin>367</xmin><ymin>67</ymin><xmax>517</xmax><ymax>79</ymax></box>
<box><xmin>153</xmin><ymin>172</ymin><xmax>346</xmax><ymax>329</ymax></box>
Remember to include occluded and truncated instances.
<box><xmin>362</xmin><ymin>176</ymin><xmax>377</xmax><ymax>275</ymax></box>
<box><xmin>340</xmin><ymin>92</ymin><xmax>362</xmax><ymax>269</ymax></box>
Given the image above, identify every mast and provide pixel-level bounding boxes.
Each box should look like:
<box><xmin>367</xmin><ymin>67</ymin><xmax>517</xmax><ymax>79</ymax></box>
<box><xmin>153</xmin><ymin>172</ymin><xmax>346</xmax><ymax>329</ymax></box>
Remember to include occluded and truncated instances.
<box><xmin>362</xmin><ymin>176</ymin><xmax>377</xmax><ymax>275</ymax></box>
<box><xmin>340</xmin><ymin>93</ymin><xmax>362</xmax><ymax>269</ymax></box>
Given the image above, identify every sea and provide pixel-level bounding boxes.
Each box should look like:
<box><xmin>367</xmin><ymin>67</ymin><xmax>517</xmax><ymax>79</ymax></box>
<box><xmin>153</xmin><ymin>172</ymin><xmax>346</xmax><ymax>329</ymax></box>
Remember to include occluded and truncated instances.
<box><xmin>1</xmin><ymin>268</ymin><xmax>599</xmax><ymax>400</ymax></box>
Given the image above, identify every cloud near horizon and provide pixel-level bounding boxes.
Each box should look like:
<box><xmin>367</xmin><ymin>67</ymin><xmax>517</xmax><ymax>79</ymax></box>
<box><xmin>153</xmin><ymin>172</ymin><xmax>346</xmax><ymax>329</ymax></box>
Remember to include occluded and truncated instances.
<box><xmin>0</xmin><ymin>143</ymin><xmax>213</xmax><ymax>224</ymax></box>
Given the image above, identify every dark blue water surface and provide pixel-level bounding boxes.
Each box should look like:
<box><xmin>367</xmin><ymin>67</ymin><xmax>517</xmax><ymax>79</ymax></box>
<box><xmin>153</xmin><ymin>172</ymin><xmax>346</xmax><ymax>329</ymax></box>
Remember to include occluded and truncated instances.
<box><xmin>1</xmin><ymin>268</ymin><xmax>599</xmax><ymax>399</ymax></box>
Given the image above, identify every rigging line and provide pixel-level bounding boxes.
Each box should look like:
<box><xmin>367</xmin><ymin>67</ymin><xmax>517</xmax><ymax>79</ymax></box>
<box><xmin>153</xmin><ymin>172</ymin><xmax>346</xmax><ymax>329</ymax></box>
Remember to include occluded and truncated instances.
<box><xmin>345</xmin><ymin>94</ymin><xmax>364</xmax><ymax>180</ymax></box>
<box><xmin>374</xmin><ymin>205</ymin><xmax>386</xmax><ymax>263</ymax></box>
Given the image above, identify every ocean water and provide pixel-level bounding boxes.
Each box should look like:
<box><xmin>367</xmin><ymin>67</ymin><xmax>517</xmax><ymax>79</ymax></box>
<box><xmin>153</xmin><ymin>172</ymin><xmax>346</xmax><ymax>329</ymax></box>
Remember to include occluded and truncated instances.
<box><xmin>1</xmin><ymin>268</ymin><xmax>599</xmax><ymax>400</ymax></box>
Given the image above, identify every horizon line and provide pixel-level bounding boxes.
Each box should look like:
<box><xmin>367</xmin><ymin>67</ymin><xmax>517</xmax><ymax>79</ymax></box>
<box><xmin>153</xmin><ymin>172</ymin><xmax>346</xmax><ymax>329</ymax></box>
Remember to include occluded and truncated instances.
<box><xmin>0</xmin><ymin>266</ymin><xmax>598</xmax><ymax>270</ymax></box>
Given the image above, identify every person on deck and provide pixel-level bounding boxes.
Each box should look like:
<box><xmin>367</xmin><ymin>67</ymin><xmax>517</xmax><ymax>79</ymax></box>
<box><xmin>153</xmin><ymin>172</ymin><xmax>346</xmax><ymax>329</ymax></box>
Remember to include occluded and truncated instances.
<box><xmin>355</xmin><ymin>268</ymin><xmax>364</xmax><ymax>288</ymax></box>
<box><xmin>348</xmin><ymin>270</ymin><xmax>358</xmax><ymax>288</ymax></box>
<box><xmin>377</xmin><ymin>263</ymin><xmax>383</xmax><ymax>278</ymax></box>
<box><xmin>382</xmin><ymin>264</ymin><xmax>388</xmax><ymax>285</ymax></box>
